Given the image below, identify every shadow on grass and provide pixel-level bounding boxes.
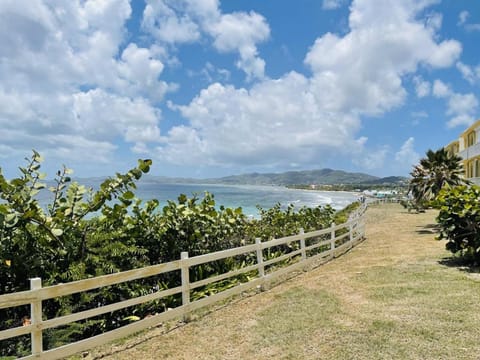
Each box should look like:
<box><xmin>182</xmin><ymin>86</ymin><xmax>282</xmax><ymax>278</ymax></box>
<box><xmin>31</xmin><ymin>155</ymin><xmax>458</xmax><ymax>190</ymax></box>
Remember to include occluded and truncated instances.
<box><xmin>415</xmin><ymin>223</ymin><xmax>440</xmax><ymax>235</ymax></box>
<box><xmin>438</xmin><ymin>256</ymin><xmax>480</xmax><ymax>274</ymax></box>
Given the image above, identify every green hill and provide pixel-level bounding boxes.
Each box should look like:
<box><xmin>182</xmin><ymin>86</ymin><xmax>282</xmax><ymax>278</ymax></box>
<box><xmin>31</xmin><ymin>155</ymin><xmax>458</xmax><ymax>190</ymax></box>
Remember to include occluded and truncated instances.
<box><xmin>213</xmin><ymin>169</ymin><xmax>379</xmax><ymax>185</ymax></box>
<box><xmin>144</xmin><ymin>169</ymin><xmax>406</xmax><ymax>186</ymax></box>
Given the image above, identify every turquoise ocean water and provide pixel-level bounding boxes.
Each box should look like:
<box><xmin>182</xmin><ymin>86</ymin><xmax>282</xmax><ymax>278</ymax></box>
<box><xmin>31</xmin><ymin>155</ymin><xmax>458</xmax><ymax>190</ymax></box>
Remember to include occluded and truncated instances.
<box><xmin>134</xmin><ymin>182</ymin><xmax>358</xmax><ymax>217</ymax></box>
<box><xmin>36</xmin><ymin>181</ymin><xmax>359</xmax><ymax>217</ymax></box>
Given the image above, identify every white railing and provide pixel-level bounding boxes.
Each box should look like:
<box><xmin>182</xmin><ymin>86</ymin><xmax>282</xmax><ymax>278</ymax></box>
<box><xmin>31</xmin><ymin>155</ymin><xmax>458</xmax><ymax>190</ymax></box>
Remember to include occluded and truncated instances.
<box><xmin>0</xmin><ymin>206</ymin><xmax>366</xmax><ymax>359</ymax></box>
<box><xmin>458</xmin><ymin>142</ymin><xmax>480</xmax><ymax>160</ymax></box>
<box><xmin>367</xmin><ymin>198</ymin><xmax>401</xmax><ymax>205</ymax></box>
<box><xmin>467</xmin><ymin>177</ymin><xmax>480</xmax><ymax>185</ymax></box>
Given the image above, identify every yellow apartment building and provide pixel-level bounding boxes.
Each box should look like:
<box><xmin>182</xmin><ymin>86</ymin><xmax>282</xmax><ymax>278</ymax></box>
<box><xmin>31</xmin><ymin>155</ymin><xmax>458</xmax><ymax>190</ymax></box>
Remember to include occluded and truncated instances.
<box><xmin>446</xmin><ymin>119</ymin><xmax>480</xmax><ymax>184</ymax></box>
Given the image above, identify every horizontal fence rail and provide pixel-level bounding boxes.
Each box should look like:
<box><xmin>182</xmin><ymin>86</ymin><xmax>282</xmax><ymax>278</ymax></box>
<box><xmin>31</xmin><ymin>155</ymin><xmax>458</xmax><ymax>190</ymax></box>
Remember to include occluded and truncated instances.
<box><xmin>0</xmin><ymin>204</ymin><xmax>367</xmax><ymax>359</ymax></box>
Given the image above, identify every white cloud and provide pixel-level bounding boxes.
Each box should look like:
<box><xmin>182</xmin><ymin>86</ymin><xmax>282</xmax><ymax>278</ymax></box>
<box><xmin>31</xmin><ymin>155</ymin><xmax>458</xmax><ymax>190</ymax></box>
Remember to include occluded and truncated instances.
<box><xmin>456</xmin><ymin>61</ymin><xmax>480</xmax><ymax>84</ymax></box>
<box><xmin>446</xmin><ymin>93</ymin><xmax>479</xmax><ymax>127</ymax></box>
<box><xmin>156</xmin><ymin>72</ymin><xmax>363</xmax><ymax>167</ymax></box>
<box><xmin>413</xmin><ymin>76</ymin><xmax>431</xmax><ymax>97</ymax></box>
<box><xmin>353</xmin><ymin>145</ymin><xmax>389</xmax><ymax>170</ymax></box>
<box><xmin>432</xmin><ymin>79</ymin><xmax>451</xmax><ymax>98</ymax></box>
<box><xmin>432</xmin><ymin>80</ymin><xmax>479</xmax><ymax>128</ymax></box>
<box><xmin>72</xmin><ymin>89</ymin><xmax>162</xmax><ymax>143</ymax></box>
<box><xmin>0</xmin><ymin>0</ymin><xmax>469</xmax><ymax>177</ymax></box>
<box><xmin>208</xmin><ymin>11</ymin><xmax>270</xmax><ymax>80</ymax></box>
<box><xmin>395</xmin><ymin>137</ymin><xmax>420</xmax><ymax>167</ymax></box>
<box><xmin>457</xmin><ymin>10</ymin><xmax>480</xmax><ymax>31</ymax></box>
<box><xmin>188</xmin><ymin>62</ymin><xmax>231</xmax><ymax>83</ymax></box>
<box><xmin>410</xmin><ymin>111</ymin><xmax>428</xmax><ymax>121</ymax></box>
<box><xmin>0</xmin><ymin>125</ymin><xmax>118</xmax><ymax>167</ymax></box>
<box><xmin>154</xmin><ymin>0</ymin><xmax>463</xmax><ymax>171</ymax></box>
<box><xmin>0</xmin><ymin>0</ymin><xmax>171</xmax><ymax>102</ymax></box>
<box><xmin>410</xmin><ymin>111</ymin><xmax>428</xmax><ymax>126</ymax></box>
<box><xmin>322</xmin><ymin>0</ymin><xmax>346</xmax><ymax>10</ymax></box>
<box><xmin>304</xmin><ymin>0</ymin><xmax>461</xmax><ymax>116</ymax></box>
<box><xmin>141</xmin><ymin>0</ymin><xmax>270</xmax><ymax>80</ymax></box>
<box><xmin>425</xmin><ymin>12</ymin><xmax>443</xmax><ymax>31</ymax></box>
<box><xmin>42</xmin><ymin>135</ymin><xmax>118</xmax><ymax>164</ymax></box>
<box><xmin>116</xmin><ymin>44</ymin><xmax>170</xmax><ymax>101</ymax></box>
<box><xmin>0</xmin><ymin>1</ymin><xmax>170</xmax><ymax>165</ymax></box>
<box><xmin>142</xmin><ymin>1</ymin><xmax>201</xmax><ymax>44</ymax></box>
<box><xmin>458</xmin><ymin>10</ymin><xmax>469</xmax><ymax>25</ymax></box>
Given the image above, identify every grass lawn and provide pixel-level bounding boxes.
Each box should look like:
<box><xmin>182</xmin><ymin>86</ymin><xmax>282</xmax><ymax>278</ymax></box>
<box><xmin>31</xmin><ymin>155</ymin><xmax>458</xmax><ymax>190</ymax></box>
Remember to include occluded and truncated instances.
<box><xmin>86</xmin><ymin>204</ymin><xmax>480</xmax><ymax>360</ymax></box>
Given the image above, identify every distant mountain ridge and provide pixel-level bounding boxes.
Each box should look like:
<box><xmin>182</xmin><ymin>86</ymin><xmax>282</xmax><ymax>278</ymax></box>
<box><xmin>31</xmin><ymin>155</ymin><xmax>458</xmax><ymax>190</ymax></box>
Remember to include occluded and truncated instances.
<box><xmin>142</xmin><ymin>169</ymin><xmax>407</xmax><ymax>186</ymax></box>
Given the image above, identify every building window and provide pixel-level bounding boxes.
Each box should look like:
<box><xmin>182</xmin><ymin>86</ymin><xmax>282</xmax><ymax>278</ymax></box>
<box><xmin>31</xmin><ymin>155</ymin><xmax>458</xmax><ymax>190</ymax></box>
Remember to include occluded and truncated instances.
<box><xmin>469</xmin><ymin>161</ymin><xmax>475</xmax><ymax>178</ymax></box>
<box><xmin>467</xmin><ymin>131</ymin><xmax>476</xmax><ymax>147</ymax></box>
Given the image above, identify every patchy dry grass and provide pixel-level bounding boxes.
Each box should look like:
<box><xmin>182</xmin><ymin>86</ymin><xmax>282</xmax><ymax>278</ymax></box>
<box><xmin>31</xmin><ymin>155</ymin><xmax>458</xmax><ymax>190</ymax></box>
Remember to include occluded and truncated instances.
<box><xmin>83</xmin><ymin>204</ymin><xmax>480</xmax><ymax>360</ymax></box>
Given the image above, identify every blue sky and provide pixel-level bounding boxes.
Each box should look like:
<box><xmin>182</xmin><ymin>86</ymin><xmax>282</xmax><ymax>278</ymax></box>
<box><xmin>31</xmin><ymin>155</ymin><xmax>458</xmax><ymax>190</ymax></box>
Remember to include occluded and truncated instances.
<box><xmin>1</xmin><ymin>0</ymin><xmax>479</xmax><ymax>179</ymax></box>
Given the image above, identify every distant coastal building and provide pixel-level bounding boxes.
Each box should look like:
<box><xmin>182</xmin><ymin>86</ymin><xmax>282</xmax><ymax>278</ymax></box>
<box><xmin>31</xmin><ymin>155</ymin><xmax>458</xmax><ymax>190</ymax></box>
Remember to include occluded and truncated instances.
<box><xmin>446</xmin><ymin>119</ymin><xmax>480</xmax><ymax>185</ymax></box>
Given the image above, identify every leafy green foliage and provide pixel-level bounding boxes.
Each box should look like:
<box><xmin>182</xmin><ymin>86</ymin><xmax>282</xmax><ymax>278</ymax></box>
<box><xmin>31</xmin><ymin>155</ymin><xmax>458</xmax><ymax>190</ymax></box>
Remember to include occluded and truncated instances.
<box><xmin>436</xmin><ymin>186</ymin><xmax>480</xmax><ymax>263</ymax></box>
<box><xmin>0</xmin><ymin>153</ymin><xmax>152</xmax><ymax>356</ymax></box>
<box><xmin>0</xmin><ymin>151</ymin><xmax>354</xmax><ymax>357</ymax></box>
<box><xmin>249</xmin><ymin>203</ymin><xmax>335</xmax><ymax>241</ymax></box>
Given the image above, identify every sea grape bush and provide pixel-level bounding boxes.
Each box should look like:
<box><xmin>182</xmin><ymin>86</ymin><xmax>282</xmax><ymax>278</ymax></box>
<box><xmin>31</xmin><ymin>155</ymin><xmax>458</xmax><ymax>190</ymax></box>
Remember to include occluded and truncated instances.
<box><xmin>0</xmin><ymin>152</ymin><xmax>354</xmax><ymax>357</ymax></box>
<box><xmin>436</xmin><ymin>185</ymin><xmax>480</xmax><ymax>263</ymax></box>
<box><xmin>0</xmin><ymin>152</ymin><xmax>153</xmax><ymax>355</ymax></box>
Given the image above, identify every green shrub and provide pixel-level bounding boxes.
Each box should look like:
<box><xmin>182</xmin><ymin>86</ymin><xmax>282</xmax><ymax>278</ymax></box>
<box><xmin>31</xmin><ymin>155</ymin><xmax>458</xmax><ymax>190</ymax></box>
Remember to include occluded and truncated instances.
<box><xmin>0</xmin><ymin>151</ymin><xmax>355</xmax><ymax>357</ymax></box>
<box><xmin>436</xmin><ymin>185</ymin><xmax>480</xmax><ymax>263</ymax></box>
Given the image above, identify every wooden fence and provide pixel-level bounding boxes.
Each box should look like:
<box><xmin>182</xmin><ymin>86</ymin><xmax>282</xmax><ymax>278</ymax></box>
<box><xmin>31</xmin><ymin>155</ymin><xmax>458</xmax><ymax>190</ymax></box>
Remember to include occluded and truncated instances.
<box><xmin>0</xmin><ymin>205</ymin><xmax>366</xmax><ymax>359</ymax></box>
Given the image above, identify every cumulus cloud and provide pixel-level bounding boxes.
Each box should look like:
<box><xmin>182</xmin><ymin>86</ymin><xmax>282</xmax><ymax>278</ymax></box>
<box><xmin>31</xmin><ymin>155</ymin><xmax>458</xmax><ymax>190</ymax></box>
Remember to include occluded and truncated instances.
<box><xmin>304</xmin><ymin>0</ymin><xmax>461</xmax><ymax>116</ymax></box>
<box><xmin>446</xmin><ymin>94</ymin><xmax>479</xmax><ymax>127</ymax></box>
<box><xmin>153</xmin><ymin>0</ymin><xmax>463</xmax><ymax>170</ymax></box>
<box><xmin>72</xmin><ymin>89</ymin><xmax>161</xmax><ymax>143</ymax></box>
<box><xmin>0</xmin><ymin>0</ymin><xmax>468</xmax><ymax>177</ymax></box>
<box><xmin>395</xmin><ymin>137</ymin><xmax>420</xmax><ymax>167</ymax></box>
<box><xmin>142</xmin><ymin>1</ymin><xmax>201</xmax><ymax>44</ymax></box>
<box><xmin>208</xmin><ymin>11</ymin><xmax>270</xmax><ymax>80</ymax></box>
<box><xmin>158</xmin><ymin>72</ymin><xmax>362</xmax><ymax>167</ymax></box>
<box><xmin>432</xmin><ymin>80</ymin><xmax>479</xmax><ymax>128</ymax></box>
<box><xmin>457</xmin><ymin>10</ymin><xmax>480</xmax><ymax>31</ymax></box>
<box><xmin>413</xmin><ymin>76</ymin><xmax>431</xmax><ymax>98</ymax></box>
<box><xmin>425</xmin><ymin>12</ymin><xmax>443</xmax><ymax>31</ymax></box>
<box><xmin>0</xmin><ymin>0</ymin><xmax>170</xmax><ymax>165</ymax></box>
<box><xmin>116</xmin><ymin>44</ymin><xmax>171</xmax><ymax>101</ymax></box>
<box><xmin>456</xmin><ymin>62</ymin><xmax>480</xmax><ymax>84</ymax></box>
<box><xmin>353</xmin><ymin>145</ymin><xmax>389</xmax><ymax>170</ymax></box>
<box><xmin>141</xmin><ymin>0</ymin><xmax>270</xmax><ymax>80</ymax></box>
<box><xmin>432</xmin><ymin>79</ymin><xmax>451</xmax><ymax>98</ymax></box>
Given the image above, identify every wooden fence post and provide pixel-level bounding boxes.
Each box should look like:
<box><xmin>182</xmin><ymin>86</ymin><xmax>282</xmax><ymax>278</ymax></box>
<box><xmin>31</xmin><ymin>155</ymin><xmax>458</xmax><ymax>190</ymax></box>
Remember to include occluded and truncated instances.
<box><xmin>255</xmin><ymin>238</ymin><xmax>265</xmax><ymax>290</ymax></box>
<box><xmin>361</xmin><ymin>214</ymin><xmax>366</xmax><ymax>238</ymax></box>
<box><xmin>299</xmin><ymin>228</ymin><xmax>306</xmax><ymax>262</ymax></box>
<box><xmin>349</xmin><ymin>223</ymin><xmax>354</xmax><ymax>248</ymax></box>
<box><xmin>30</xmin><ymin>277</ymin><xmax>43</xmax><ymax>356</ymax></box>
<box><xmin>180</xmin><ymin>252</ymin><xmax>191</xmax><ymax>322</ymax></box>
<box><xmin>330</xmin><ymin>222</ymin><xmax>336</xmax><ymax>257</ymax></box>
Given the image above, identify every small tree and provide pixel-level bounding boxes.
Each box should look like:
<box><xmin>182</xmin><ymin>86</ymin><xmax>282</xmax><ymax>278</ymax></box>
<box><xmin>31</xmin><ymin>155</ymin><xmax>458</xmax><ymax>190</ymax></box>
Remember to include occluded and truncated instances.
<box><xmin>436</xmin><ymin>186</ymin><xmax>480</xmax><ymax>264</ymax></box>
<box><xmin>408</xmin><ymin>148</ymin><xmax>467</xmax><ymax>208</ymax></box>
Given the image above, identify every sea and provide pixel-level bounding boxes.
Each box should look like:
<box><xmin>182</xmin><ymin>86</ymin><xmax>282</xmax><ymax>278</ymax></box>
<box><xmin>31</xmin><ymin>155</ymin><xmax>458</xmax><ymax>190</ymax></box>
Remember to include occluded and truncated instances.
<box><xmin>35</xmin><ymin>181</ymin><xmax>359</xmax><ymax>218</ymax></box>
<box><xmin>134</xmin><ymin>182</ymin><xmax>358</xmax><ymax>217</ymax></box>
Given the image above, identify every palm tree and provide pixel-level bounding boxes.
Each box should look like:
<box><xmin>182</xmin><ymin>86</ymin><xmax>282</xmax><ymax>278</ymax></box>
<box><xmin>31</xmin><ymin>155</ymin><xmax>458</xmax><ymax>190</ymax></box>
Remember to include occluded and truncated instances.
<box><xmin>409</xmin><ymin>148</ymin><xmax>468</xmax><ymax>206</ymax></box>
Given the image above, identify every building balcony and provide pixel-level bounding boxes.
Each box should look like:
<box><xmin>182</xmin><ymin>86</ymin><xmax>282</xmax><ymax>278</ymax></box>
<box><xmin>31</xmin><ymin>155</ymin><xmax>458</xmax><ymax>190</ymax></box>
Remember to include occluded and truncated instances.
<box><xmin>468</xmin><ymin>177</ymin><xmax>480</xmax><ymax>186</ymax></box>
<box><xmin>458</xmin><ymin>142</ymin><xmax>480</xmax><ymax>160</ymax></box>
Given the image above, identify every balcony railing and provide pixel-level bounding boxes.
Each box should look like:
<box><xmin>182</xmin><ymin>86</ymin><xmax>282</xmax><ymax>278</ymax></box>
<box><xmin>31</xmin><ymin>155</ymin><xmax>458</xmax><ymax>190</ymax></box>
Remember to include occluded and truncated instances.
<box><xmin>468</xmin><ymin>177</ymin><xmax>480</xmax><ymax>186</ymax></box>
<box><xmin>458</xmin><ymin>142</ymin><xmax>480</xmax><ymax>160</ymax></box>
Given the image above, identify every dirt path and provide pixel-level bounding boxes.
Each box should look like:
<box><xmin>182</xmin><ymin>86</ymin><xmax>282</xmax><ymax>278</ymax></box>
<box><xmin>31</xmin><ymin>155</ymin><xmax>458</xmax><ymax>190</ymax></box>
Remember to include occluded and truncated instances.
<box><xmin>87</xmin><ymin>204</ymin><xmax>453</xmax><ymax>360</ymax></box>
